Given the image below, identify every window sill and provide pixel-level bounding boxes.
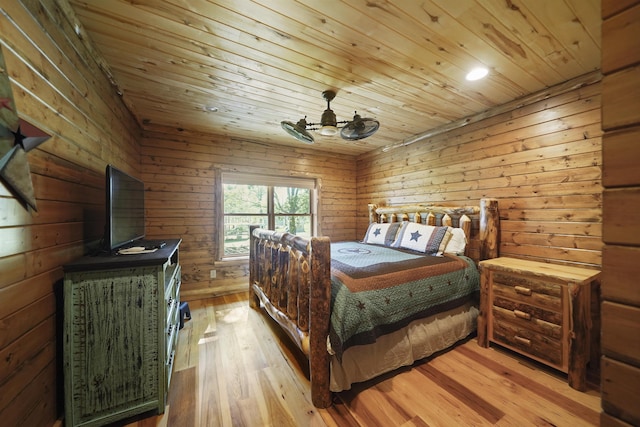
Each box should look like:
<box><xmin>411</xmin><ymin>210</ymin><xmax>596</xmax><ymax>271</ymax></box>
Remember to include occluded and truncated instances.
<box><xmin>216</xmin><ymin>256</ymin><xmax>249</xmax><ymax>266</ymax></box>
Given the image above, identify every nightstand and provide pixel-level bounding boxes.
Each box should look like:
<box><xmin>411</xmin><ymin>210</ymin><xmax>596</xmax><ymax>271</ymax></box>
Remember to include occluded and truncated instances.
<box><xmin>477</xmin><ymin>257</ymin><xmax>600</xmax><ymax>391</ymax></box>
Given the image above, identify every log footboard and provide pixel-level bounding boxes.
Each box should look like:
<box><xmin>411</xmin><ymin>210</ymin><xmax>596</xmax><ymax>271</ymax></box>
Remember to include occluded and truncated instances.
<box><xmin>249</xmin><ymin>227</ymin><xmax>332</xmax><ymax>408</ymax></box>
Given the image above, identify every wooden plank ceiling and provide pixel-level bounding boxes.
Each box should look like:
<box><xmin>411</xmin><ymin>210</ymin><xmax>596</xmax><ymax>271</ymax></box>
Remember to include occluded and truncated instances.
<box><xmin>67</xmin><ymin>0</ymin><xmax>601</xmax><ymax>156</ymax></box>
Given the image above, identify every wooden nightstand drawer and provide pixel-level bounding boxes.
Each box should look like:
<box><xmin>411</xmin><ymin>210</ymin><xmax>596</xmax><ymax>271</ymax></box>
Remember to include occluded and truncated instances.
<box><xmin>477</xmin><ymin>257</ymin><xmax>600</xmax><ymax>391</ymax></box>
<box><xmin>492</xmin><ymin>294</ymin><xmax>562</xmax><ymax>326</ymax></box>
<box><xmin>492</xmin><ymin>271</ymin><xmax>562</xmax><ymax>312</ymax></box>
<box><xmin>493</xmin><ymin>318</ymin><xmax>563</xmax><ymax>367</ymax></box>
<box><xmin>492</xmin><ymin>305</ymin><xmax>562</xmax><ymax>339</ymax></box>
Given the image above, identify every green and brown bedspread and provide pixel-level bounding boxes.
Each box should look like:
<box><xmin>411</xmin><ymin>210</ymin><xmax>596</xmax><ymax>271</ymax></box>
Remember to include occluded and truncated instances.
<box><xmin>328</xmin><ymin>241</ymin><xmax>479</xmax><ymax>360</ymax></box>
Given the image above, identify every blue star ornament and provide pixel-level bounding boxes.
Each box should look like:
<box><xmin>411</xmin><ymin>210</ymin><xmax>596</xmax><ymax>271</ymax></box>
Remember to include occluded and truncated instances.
<box><xmin>410</xmin><ymin>230</ymin><xmax>422</xmax><ymax>242</ymax></box>
<box><xmin>373</xmin><ymin>227</ymin><xmax>382</xmax><ymax>237</ymax></box>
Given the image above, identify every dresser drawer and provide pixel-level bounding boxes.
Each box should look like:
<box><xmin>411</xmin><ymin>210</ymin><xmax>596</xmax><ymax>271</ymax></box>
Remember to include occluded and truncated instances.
<box><xmin>493</xmin><ymin>317</ymin><xmax>563</xmax><ymax>367</ymax></box>
<box><xmin>492</xmin><ymin>295</ymin><xmax>563</xmax><ymax>326</ymax></box>
<box><xmin>492</xmin><ymin>305</ymin><xmax>562</xmax><ymax>339</ymax></box>
<box><xmin>492</xmin><ymin>271</ymin><xmax>562</xmax><ymax>312</ymax></box>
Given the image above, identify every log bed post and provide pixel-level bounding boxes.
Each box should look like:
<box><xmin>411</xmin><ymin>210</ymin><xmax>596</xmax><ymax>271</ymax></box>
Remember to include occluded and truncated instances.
<box><xmin>479</xmin><ymin>198</ymin><xmax>499</xmax><ymax>261</ymax></box>
<box><xmin>368</xmin><ymin>203</ymin><xmax>379</xmax><ymax>223</ymax></box>
<box><xmin>249</xmin><ymin>225</ymin><xmax>259</xmax><ymax>309</ymax></box>
<box><xmin>308</xmin><ymin>236</ymin><xmax>332</xmax><ymax>408</ymax></box>
<box><xmin>477</xmin><ymin>198</ymin><xmax>499</xmax><ymax>347</ymax></box>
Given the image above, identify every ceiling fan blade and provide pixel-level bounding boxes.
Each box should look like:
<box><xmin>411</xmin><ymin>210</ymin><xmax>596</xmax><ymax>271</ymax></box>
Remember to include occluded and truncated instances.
<box><xmin>341</xmin><ymin>114</ymin><xmax>379</xmax><ymax>140</ymax></box>
<box><xmin>281</xmin><ymin>119</ymin><xmax>314</xmax><ymax>144</ymax></box>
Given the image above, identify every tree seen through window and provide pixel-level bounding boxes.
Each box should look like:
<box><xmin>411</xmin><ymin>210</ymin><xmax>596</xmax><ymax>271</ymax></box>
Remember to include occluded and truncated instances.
<box><xmin>223</xmin><ymin>182</ymin><xmax>312</xmax><ymax>256</ymax></box>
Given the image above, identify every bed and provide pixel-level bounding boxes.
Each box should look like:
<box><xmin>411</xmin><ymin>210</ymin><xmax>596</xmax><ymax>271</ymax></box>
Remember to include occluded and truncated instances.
<box><xmin>248</xmin><ymin>198</ymin><xmax>499</xmax><ymax>408</ymax></box>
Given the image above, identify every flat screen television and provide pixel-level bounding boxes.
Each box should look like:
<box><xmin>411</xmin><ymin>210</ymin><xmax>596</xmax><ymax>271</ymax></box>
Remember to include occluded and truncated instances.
<box><xmin>105</xmin><ymin>165</ymin><xmax>145</xmax><ymax>252</ymax></box>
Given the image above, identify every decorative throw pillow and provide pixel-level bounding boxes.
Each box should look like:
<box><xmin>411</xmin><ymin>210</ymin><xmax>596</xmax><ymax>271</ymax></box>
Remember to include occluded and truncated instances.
<box><xmin>362</xmin><ymin>222</ymin><xmax>402</xmax><ymax>246</ymax></box>
<box><xmin>444</xmin><ymin>227</ymin><xmax>468</xmax><ymax>255</ymax></box>
<box><xmin>393</xmin><ymin>222</ymin><xmax>451</xmax><ymax>255</ymax></box>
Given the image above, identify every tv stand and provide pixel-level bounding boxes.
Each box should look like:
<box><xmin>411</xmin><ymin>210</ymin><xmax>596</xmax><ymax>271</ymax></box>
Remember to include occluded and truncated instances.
<box><xmin>63</xmin><ymin>239</ymin><xmax>181</xmax><ymax>426</ymax></box>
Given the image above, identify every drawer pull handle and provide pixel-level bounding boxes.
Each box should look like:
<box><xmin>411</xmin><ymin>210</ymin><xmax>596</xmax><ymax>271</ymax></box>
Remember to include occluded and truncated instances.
<box><xmin>514</xmin><ymin>335</ymin><xmax>531</xmax><ymax>347</ymax></box>
<box><xmin>514</xmin><ymin>286</ymin><xmax>532</xmax><ymax>296</ymax></box>
<box><xmin>514</xmin><ymin>310</ymin><xmax>531</xmax><ymax>320</ymax></box>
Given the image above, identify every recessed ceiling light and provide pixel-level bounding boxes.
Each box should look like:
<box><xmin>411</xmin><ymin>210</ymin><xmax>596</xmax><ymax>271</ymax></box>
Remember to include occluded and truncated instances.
<box><xmin>466</xmin><ymin>67</ymin><xmax>489</xmax><ymax>81</ymax></box>
<box><xmin>204</xmin><ymin>106</ymin><xmax>219</xmax><ymax>112</ymax></box>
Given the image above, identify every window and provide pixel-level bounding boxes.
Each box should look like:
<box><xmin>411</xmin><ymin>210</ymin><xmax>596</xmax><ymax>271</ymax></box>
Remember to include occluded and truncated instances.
<box><xmin>222</xmin><ymin>173</ymin><xmax>316</xmax><ymax>257</ymax></box>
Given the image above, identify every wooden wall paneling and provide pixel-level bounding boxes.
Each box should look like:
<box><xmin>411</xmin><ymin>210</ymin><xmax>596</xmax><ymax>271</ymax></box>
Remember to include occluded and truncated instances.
<box><xmin>601</xmin><ymin>301</ymin><xmax>640</xmax><ymax>366</ymax></box>
<box><xmin>357</xmin><ymin>78</ymin><xmax>602</xmax><ymax>268</ymax></box>
<box><xmin>601</xmin><ymin>356</ymin><xmax>640</xmax><ymax>425</ymax></box>
<box><xmin>603</xmin><ymin>188</ymin><xmax>640</xmax><ymax>245</ymax></box>
<box><xmin>602</xmin><ymin>0</ymin><xmax>640</xmax><ymax>22</ymax></box>
<box><xmin>141</xmin><ymin>129</ymin><xmax>357</xmax><ymax>300</ymax></box>
<box><xmin>602</xmin><ymin>127</ymin><xmax>640</xmax><ymax>187</ymax></box>
<box><xmin>359</xmin><ymin>85</ymin><xmax>601</xmax><ymax>182</ymax></box>
<box><xmin>1</xmin><ymin>1</ymin><xmax>141</xmax><ymax>170</ymax></box>
<box><xmin>1</xmin><ymin>354</ymin><xmax>57</xmax><ymax>426</ymax></box>
<box><xmin>601</xmin><ymin>2</ymin><xmax>640</xmax><ymax>425</ymax></box>
<box><xmin>0</xmin><ymin>0</ymin><xmax>143</xmax><ymax>425</ymax></box>
<box><xmin>602</xmin><ymin>245</ymin><xmax>640</xmax><ymax>306</ymax></box>
<box><xmin>601</xmin><ymin>4</ymin><xmax>640</xmax><ymax>74</ymax></box>
<box><xmin>0</xmin><ymin>314</ymin><xmax>56</xmax><ymax>419</ymax></box>
<box><xmin>602</xmin><ymin>66</ymin><xmax>640</xmax><ymax>130</ymax></box>
<box><xmin>356</xmin><ymin>109</ymin><xmax>602</xmax><ymax>200</ymax></box>
<box><xmin>0</xmin><ymin>293</ymin><xmax>55</xmax><ymax>349</ymax></box>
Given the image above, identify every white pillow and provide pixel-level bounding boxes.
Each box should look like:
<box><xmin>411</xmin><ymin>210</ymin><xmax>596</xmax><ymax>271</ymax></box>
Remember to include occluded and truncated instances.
<box><xmin>444</xmin><ymin>227</ymin><xmax>468</xmax><ymax>255</ymax></box>
<box><xmin>362</xmin><ymin>222</ymin><xmax>402</xmax><ymax>246</ymax></box>
<box><xmin>393</xmin><ymin>222</ymin><xmax>450</xmax><ymax>255</ymax></box>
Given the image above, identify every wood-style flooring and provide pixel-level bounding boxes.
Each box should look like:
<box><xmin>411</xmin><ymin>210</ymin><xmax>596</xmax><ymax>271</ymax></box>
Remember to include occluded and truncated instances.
<box><xmin>120</xmin><ymin>292</ymin><xmax>601</xmax><ymax>427</ymax></box>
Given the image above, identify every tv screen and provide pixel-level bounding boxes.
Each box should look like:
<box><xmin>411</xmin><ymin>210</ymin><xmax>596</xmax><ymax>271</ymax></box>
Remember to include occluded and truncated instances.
<box><xmin>105</xmin><ymin>165</ymin><xmax>145</xmax><ymax>251</ymax></box>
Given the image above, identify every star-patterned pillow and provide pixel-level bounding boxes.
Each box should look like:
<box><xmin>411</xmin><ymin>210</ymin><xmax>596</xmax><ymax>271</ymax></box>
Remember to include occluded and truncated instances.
<box><xmin>362</xmin><ymin>222</ymin><xmax>403</xmax><ymax>246</ymax></box>
<box><xmin>393</xmin><ymin>222</ymin><xmax>451</xmax><ymax>255</ymax></box>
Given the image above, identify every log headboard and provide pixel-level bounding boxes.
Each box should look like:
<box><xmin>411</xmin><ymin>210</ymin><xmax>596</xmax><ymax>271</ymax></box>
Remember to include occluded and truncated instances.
<box><xmin>367</xmin><ymin>198</ymin><xmax>499</xmax><ymax>262</ymax></box>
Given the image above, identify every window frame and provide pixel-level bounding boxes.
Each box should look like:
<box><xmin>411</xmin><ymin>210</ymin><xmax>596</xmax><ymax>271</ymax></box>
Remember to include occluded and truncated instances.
<box><xmin>220</xmin><ymin>172</ymin><xmax>317</xmax><ymax>259</ymax></box>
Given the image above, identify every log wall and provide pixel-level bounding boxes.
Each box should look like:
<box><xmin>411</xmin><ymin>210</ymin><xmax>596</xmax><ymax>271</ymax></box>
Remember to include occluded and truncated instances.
<box><xmin>356</xmin><ymin>76</ymin><xmax>603</xmax><ymax>270</ymax></box>
<box><xmin>600</xmin><ymin>1</ymin><xmax>640</xmax><ymax>425</ymax></box>
<box><xmin>0</xmin><ymin>0</ymin><xmax>142</xmax><ymax>425</ymax></box>
<box><xmin>140</xmin><ymin>128</ymin><xmax>356</xmax><ymax>300</ymax></box>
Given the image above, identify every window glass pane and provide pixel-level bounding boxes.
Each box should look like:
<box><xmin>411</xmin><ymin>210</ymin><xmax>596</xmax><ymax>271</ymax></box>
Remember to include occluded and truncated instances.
<box><xmin>274</xmin><ymin>186</ymin><xmax>310</xmax><ymax>214</ymax></box>
<box><xmin>223</xmin><ymin>184</ymin><xmax>268</xmax><ymax>213</ymax></box>
<box><xmin>221</xmin><ymin>177</ymin><xmax>315</xmax><ymax>258</ymax></box>
<box><xmin>223</xmin><ymin>215</ymin><xmax>267</xmax><ymax>256</ymax></box>
<box><xmin>275</xmin><ymin>215</ymin><xmax>311</xmax><ymax>237</ymax></box>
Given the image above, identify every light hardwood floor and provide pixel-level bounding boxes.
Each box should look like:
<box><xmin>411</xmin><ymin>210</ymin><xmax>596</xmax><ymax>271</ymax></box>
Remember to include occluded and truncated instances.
<box><xmin>121</xmin><ymin>292</ymin><xmax>601</xmax><ymax>427</ymax></box>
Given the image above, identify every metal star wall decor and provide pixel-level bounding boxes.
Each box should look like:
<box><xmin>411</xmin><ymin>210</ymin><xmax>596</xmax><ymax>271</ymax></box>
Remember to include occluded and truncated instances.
<box><xmin>0</xmin><ymin>46</ymin><xmax>50</xmax><ymax>212</ymax></box>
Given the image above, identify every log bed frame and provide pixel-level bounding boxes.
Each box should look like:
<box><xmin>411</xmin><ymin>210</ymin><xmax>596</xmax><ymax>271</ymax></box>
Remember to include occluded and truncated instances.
<box><xmin>249</xmin><ymin>198</ymin><xmax>499</xmax><ymax>408</ymax></box>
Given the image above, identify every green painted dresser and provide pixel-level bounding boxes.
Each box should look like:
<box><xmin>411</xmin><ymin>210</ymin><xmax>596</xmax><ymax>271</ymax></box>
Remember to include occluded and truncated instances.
<box><xmin>63</xmin><ymin>239</ymin><xmax>182</xmax><ymax>427</ymax></box>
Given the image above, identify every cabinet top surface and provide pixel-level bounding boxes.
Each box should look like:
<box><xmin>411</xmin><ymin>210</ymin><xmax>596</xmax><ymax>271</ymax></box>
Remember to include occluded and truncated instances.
<box><xmin>64</xmin><ymin>239</ymin><xmax>181</xmax><ymax>272</ymax></box>
<box><xmin>479</xmin><ymin>257</ymin><xmax>600</xmax><ymax>283</ymax></box>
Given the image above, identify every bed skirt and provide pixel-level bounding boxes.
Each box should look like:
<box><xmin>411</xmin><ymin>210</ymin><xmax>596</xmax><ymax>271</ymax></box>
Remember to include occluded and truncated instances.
<box><xmin>329</xmin><ymin>302</ymin><xmax>478</xmax><ymax>392</ymax></box>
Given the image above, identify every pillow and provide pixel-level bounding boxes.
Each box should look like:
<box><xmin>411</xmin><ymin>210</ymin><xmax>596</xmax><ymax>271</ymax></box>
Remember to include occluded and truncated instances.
<box><xmin>392</xmin><ymin>222</ymin><xmax>451</xmax><ymax>255</ymax></box>
<box><xmin>362</xmin><ymin>222</ymin><xmax>402</xmax><ymax>246</ymax></box>
<box><xmin>444</xmin><ymin>227</ymin><xmax>468</xmax><ymax>255</ymax></box>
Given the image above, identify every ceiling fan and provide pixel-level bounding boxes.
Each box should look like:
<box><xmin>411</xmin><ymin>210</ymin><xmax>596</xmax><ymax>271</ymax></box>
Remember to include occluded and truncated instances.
<box><xmin>280</xmin><ymin>90</ymin><xmax>380</xmax><ymax>144</ymax></box>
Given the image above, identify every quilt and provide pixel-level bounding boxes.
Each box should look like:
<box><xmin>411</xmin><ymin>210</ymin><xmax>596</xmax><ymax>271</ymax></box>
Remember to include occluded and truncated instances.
<box><xmin>328</xmin><ymin>241</ymin><xmax>479</xmax><ymax>360</ymax></box>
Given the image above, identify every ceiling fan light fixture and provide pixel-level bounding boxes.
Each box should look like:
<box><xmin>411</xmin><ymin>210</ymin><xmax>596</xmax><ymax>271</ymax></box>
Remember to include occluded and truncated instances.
<box><xmin>319</xmin><ymin>105</ymin><xmax>338</xmax><ymax>136</ymax></box>
<box><xmin>281</xmin><ymin>90</ymin><xmax>379</xmax><ymax>143</ymax></box>
<box><xmin>319</xmin><ymin>125</ymin><xmax>339</xmax><ymax>136</ymax></box>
